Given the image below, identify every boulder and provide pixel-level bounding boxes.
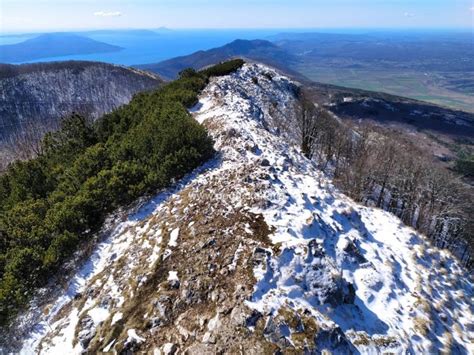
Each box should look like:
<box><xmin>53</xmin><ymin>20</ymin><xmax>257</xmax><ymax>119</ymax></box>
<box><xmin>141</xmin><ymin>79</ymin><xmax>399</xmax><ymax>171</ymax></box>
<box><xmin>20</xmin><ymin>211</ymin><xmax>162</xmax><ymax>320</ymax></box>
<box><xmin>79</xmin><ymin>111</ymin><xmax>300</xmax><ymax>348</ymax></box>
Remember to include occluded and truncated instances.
<box><xmin>162</xmin><ymin>343</ymin><xmax>177</xmax><ymax>355</ymax></box>
<box><xmin>343</xmin><ymin>239</ymin><xmax>367</xmax><ymax>264</ymax></box>
<box><xmin>304</xmin><ymin>256</ymin><xmax>355</xmax><ymax>307</ymax></box>
<box><xmin>260</xmin><ymin>158</ymin><xmax>271</xmax><ymax>167</ymax></box>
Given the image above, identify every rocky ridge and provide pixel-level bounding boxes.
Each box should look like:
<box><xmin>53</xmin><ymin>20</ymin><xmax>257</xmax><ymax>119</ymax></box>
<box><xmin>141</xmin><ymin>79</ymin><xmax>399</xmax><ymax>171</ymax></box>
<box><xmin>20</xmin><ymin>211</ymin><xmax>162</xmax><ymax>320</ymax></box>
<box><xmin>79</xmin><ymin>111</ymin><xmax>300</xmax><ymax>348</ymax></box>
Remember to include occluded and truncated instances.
<box><xmin>11</xmin><ymin>64</ymin><xmax>473</xmax><ymax>354</ymax></box>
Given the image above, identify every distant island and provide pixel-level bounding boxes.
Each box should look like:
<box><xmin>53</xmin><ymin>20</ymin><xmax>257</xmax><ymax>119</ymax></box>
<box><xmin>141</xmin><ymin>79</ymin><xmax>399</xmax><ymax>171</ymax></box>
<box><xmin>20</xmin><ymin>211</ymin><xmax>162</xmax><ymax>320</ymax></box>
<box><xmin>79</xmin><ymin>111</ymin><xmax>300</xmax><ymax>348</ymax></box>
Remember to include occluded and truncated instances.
<box><xmin>0</xmin><ymin>33</ymin><xmax>122</xmax><ymax>63</ymax></box>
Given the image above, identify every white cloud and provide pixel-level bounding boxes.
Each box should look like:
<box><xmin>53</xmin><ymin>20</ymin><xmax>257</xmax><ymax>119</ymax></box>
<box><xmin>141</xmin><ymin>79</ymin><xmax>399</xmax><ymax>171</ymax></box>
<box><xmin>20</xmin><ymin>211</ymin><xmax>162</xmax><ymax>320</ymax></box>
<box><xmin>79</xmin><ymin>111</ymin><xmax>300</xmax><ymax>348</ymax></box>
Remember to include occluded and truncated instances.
<box><xmin>403</xmin><ymin>12</ymin><xmax>415</xmax><ymax>18</ymax></box>
<box><xmin>93</xmin><ymin>11</ymin><xmax>122</xmax><ymax>17</ymax></box>
<box><xmin>470</xmin><ymin>6</ymin><xmax>474</xmax><ymax>12</ymax></box>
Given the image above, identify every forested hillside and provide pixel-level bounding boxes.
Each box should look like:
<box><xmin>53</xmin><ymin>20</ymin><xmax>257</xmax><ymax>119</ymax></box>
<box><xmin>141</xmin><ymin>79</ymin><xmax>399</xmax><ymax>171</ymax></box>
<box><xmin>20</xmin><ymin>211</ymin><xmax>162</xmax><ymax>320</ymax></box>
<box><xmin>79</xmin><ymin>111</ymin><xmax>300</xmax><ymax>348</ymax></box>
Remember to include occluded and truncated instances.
<box><xmin>0</xmin><ymin>61</ymin><xmax>163</xmax><ymax>170</ymax></box>
<box><xmin>296</xmin><ymin>89</ymin><xmax>474</xmax><ymax>266</ymax></box>
<box><xmin>0</xmin><ymin>60</ymin><xmax>245</xmax><ymax>326</ymax></box>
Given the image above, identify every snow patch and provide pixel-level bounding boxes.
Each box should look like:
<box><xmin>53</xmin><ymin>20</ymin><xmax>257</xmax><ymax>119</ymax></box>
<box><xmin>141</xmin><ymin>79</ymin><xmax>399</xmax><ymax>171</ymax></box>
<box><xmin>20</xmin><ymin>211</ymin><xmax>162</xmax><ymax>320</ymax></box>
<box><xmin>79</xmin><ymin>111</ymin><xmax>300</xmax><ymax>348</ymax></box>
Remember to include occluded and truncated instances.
<box><xmin>111</xmin><ymin>312</ymin><xmax>123</xmax><ymax>326</ymax></box>
<box><xmin>126</xmin><ymin>328</ymin><xmax>145</xmax><ymax>343</ymax></box>
<box><xmin>167</xmin><ymin>271</ymin><xmax>179</xmax><ymax>281</ymax></box>
<box><xmin>168</xmin><ymin>228</ymin><xmax>180</xmax><ymax>247</ymax></box>
<box><xmin>88</xmin><ymin>306</ymin><xmax>109</xmax><ymax>325</ymax></box>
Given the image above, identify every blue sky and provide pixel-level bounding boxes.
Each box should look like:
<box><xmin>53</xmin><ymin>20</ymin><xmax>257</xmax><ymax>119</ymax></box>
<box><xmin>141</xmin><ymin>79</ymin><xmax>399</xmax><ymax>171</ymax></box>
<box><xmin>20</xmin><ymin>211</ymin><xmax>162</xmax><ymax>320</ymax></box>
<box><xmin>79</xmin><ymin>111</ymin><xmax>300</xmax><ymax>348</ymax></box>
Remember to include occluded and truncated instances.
<box><xmin>1</xmin><ymin>0</ymin><xmax>473</xmax><ymax>32</ymax></box>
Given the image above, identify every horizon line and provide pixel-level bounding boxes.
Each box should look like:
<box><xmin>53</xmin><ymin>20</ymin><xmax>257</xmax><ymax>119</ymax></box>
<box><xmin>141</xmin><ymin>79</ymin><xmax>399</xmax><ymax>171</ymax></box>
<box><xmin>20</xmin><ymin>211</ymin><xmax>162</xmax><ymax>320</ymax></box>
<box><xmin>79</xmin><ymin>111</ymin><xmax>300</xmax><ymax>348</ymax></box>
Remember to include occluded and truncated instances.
<box><xmin>2</xmin><ymin>26</ymin><xmax>473</xmax><ymax>36</ymax></box>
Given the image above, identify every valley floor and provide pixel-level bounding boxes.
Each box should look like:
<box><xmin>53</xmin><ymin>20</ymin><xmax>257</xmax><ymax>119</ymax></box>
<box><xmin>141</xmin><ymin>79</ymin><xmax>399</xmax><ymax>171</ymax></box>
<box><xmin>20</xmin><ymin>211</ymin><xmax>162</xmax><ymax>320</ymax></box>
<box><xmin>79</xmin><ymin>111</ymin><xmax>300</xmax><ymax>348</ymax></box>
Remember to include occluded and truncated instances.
<box><xmin>298</xmin><ymin>65</ymin><xmax>474</xmax><ymax>114</ymax></box>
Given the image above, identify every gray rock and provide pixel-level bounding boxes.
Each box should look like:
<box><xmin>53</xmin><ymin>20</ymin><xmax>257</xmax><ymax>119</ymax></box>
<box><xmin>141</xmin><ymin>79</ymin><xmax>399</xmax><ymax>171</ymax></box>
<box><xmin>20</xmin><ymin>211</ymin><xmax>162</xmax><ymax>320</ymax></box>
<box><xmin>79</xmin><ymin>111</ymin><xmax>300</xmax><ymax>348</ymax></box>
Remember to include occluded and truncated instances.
<box><xmin>263</xmin><ymin>318</ymin><xmax>292</xmax><ymax>348</ymax></box>
<box><xmin>308</xmin><ymin>239</ymin><xmax>325</xmax><ymax>257</ymax></box>
<box><xmin>147</xmin><ymin>317</ymin><xmax>162</xmax><ymax>329</ymax></box>
<box><xmin>263</xmin><ymin>317</ymin><xmax>279</xmax><ymax>342</ymax></box>
<box><xmin>343</xmin><ymin>239</ymin><xmax>367</xmax><ymax>264</ymax></box>
<box><xmin>153</xmin><ymin>295</ymin><xmax>173</xmax><ymax>322</ymax></box>
<box><xmin>303</xmin><ymin>255</ymin><xmax>355</xmax><ymax>307</ymax></box>
<box><xmin>230</xmin><ymin>305</ymin><xmax>249</xmax><ymax>327</ymax></box>
<box><xmin>169</xmin><ymin>279</ymin><xmax>180</xmax><ymax>289</ymax></box>
<box><xmin>226</xmin><ymin>128</ymin><xmax>239</xmax><ymax>138</ymax></box>
<box><xmin>100</xmin><ymin>295</ymin><xmax>112</xmax><ymax>307</ymax></box>
<box><xmin>202</xmin><ymin>332</ymin><xmax>216</xmax><ymax>344</ymax></box>
<box><xmin>252</xmin><ymin>247</ymin><xmax>270</xmax><ymax>266</ymax></box>
<box><xmin>260</xmin><ymin>158</ymin><xmax>271</xmax><ymax>167</ymax></box>
<box><xmin>163</xmin><ymin>343</ymin><xmax>178</xmax><ymax>355</ymax></box>
<box><xmin>77</xmin><ymin>316</ymin><xmax>96</xmax><ymax>349</ymax></box>
<box><xmin>250</xmin><ymin>144</ymin><xmax>260</xmax><ymax>154</ymax></box>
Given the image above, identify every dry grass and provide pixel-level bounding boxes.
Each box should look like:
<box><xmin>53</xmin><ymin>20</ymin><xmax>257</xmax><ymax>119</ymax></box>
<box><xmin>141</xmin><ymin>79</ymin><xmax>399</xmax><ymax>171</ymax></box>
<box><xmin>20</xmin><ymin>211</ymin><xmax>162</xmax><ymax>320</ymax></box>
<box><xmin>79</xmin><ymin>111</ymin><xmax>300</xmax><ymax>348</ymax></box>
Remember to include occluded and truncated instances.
<box><xmin>413</xmin><ymin>316</ymin><xmax>431</xmax><ymax>337</ymax></box>
<box><xmin>50</xmin><ymin>301</ymin><xmax>74</xmax><ymax>324</ymax></box>
<box><xmin>440</xmin><ymin>331</ymin><xmax>454</xmax><ymax>355</ymax></box>
<box><xmin>352</xmin><ymin>332</ymin><xmax>371</xmax><ymax>346</ymax></box>
<box><xmin>278</xmin><ymin>307</ymin><xmax>300</xmax><ymax>330</ymax></box>
<box><xmin>373</xmin><ymin>335</ymin><xmax>397</xmax><ymax>348</ymax></box>
<box><xmin>85</xmin><ymin>199</ymin><xmax>274</xmax><ymax>353</ymax></box>
<box><xmin>453</xmin><ymin>323</ymin><xmax>464</xmax><ymax>341</ymax></box>
<box><xmin>291</xmin><ymin>314</ymin><xmax>320</xmax><ymax>350</ymax></box>
<box><xmin>416</xmin><ymin>244</ymin><xmax>426</xmax><ymax>256</ymax></box>
<box><xmin>384</xmin><ymin>259</ymin><xmax>395</xmax><ymax>273</ymax></box>
<box><xmin>413</xmin><ymin>295</ymin><xmax>431</xmax><ymax>314</ymax></box>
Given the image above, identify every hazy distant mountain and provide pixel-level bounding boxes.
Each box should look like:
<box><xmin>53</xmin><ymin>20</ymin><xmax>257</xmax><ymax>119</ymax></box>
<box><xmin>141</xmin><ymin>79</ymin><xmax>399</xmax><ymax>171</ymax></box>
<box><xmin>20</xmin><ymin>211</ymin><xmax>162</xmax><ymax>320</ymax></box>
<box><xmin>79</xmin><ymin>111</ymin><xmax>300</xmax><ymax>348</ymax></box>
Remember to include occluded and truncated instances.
<box><xmin>154</xmin><ymin>27</ymin><xmax>174</xmax><ymax>33</ymax></box>
<box><xmin>138</xmin><ymin>39</ymin><xmax>298</xmax><ymax>79</ymax></box>
<box><xmin>0</xmin><ymin>33</ymin><xmax>122</xmax><ymax>63</ymax></box>
<box><xmin>78</xmin><ymin>29</ymin><xmax>161</xmax><ymax>37</ymax></box>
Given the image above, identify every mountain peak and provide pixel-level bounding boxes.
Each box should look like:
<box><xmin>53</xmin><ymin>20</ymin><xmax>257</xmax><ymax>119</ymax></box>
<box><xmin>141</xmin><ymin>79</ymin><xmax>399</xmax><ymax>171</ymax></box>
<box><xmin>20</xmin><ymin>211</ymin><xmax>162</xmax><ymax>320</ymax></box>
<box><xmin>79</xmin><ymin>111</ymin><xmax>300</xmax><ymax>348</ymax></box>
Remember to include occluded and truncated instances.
<box><xmin>225</xmin><ymin>38</ymin><xmax>277</xmax><ymax>49</ymax></box>
<box><xmin>138</xmin><ymin>39</ymin><xmax>297</xmax><ymax>79</ymax></box>
<box><xmin>30</xmin><ymin>32</ymin><xmax>84</xmax><ymax>40</ymax></box>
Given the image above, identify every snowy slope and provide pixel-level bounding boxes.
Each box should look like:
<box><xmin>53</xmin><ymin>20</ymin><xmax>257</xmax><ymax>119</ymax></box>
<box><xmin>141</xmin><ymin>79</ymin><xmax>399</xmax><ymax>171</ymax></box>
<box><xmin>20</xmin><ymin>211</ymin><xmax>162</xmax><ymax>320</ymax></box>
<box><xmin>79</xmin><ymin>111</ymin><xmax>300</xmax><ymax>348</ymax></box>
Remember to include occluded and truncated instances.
<box><xmin>10</xmin><ymin>64</ymin><xmax>473</xmax><ymax>354</ymax></box>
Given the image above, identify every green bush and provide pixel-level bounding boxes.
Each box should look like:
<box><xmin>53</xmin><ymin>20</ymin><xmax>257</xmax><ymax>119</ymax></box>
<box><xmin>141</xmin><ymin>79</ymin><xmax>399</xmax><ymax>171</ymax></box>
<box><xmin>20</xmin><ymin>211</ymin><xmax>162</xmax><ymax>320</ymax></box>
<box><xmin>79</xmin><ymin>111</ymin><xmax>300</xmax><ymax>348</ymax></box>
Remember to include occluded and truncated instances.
<box><xmin>0</xmin><ymin>59</ymin><xmax>245</xmax><ymax>326</ymax></box>
<box><xmin>201</xmin><ymin>59</ymin><xmax>245</xmax><ymax>77</ymax></box>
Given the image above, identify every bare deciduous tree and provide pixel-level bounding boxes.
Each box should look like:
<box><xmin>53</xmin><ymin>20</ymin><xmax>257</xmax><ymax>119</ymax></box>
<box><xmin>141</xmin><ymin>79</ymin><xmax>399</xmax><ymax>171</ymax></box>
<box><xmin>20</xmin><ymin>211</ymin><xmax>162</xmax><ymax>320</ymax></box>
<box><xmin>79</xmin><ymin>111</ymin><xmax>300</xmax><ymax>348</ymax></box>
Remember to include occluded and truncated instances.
<box><xmin>296</xmin><ymin>94</ymin><xmax>473</xmax><ymax>267</ymax></box>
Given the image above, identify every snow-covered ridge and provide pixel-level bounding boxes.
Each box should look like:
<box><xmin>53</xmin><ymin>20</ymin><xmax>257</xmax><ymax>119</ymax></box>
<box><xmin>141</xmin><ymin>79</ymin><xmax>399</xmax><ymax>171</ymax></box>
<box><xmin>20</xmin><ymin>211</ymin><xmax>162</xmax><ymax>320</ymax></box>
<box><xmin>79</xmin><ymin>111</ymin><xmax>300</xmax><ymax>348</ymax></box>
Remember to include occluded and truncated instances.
<box><xmin>194</xmin><ymin>64</ymin><xmax>474</xmax><ymax>353</ymax></box>
<box><xmin>10</xmin><ymin>63</ymin><xmax>473</xmax><ymax>354</ymax></box>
